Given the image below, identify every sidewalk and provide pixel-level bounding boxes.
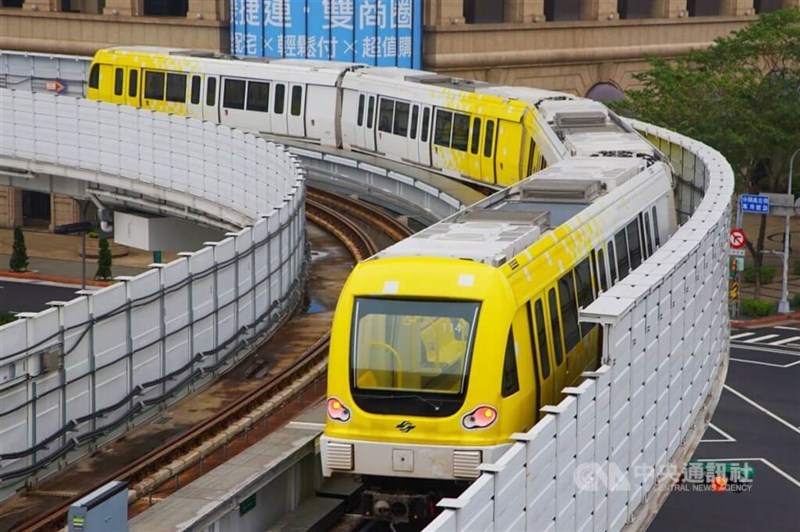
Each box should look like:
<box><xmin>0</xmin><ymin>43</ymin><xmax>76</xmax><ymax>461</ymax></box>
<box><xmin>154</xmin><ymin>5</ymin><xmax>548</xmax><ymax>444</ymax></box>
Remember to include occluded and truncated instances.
<box><xmin>0</xmin><ymin>228</ymin><xmax>179</xmax><ymax>287</ymax></box>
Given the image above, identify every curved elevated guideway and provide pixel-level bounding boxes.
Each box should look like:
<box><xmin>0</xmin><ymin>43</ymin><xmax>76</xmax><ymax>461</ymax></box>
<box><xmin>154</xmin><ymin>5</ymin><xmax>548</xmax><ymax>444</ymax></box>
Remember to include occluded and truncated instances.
<box><xmin>0</xmin><ymin>51</ymin><xmax>733</xmax><ymax>531</ymax></box>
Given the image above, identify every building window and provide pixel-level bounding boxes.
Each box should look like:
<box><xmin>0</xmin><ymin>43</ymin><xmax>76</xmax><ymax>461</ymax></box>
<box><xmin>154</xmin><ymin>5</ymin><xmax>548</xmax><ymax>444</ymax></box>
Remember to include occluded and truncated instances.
<box><xmin>143</xmin><ymin>0</ymin><xmax>187</xmax><ymax>16</ymax></box>
<box><xmin>544</xmin><ymin>0</ymin><xmax>581</xmax><ymax>21</ymax></box>
<box><xmin>0</xmin><ymin>0</ymin><xmax>25</xmax><ymax>7</ymax></box>
<box><xmin>755</xmin><ymin>0</ymin><xmax>784</xmax><ymax>13</ymax></box>
<box><xmin>463</xmin><ymin>0</ymin><xmax>504</xmax><ymax>23</ymax></box>
<box><xmin>618</xmin><ymin>0</ymin><xmax>655</xmax><ymax>20</ymax></box>
<box><xmin>687</xmin><ymin>0</ymin><xmax>723</xmax><ymax>16</ymax></box>
<box><xmin>585</xmin><ymin>82</ymin><xmax>625</xmax><ymax>102</ymax></box>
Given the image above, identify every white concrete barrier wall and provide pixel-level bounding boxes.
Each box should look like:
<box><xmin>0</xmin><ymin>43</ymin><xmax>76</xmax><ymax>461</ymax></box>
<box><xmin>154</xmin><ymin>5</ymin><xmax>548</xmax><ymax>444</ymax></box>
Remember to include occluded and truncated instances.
<box><xmin>426</xmin><ymin>121</ymin><xmax>733</xmax><ymax>532</ymax></box>
<box><xmin>0</xmin><ymin>51</ymin><xmax>89</xmax><ymax>98</ymax></box>
<box><xmin>0</xmin><ymin>89</ymin><xmax>307</xmax><ymax>498</ymax></box>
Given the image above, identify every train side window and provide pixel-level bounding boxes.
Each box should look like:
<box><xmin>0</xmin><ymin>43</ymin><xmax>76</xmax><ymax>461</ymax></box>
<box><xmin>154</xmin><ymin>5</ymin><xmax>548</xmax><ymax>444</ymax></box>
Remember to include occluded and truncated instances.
<box><xmin>357</xmin><ymin>95</ymin><xmax>365</xmax><ymax>126</ymax></box>
<box><xmin>607</xmin><ymin>240</ymin><xmax>618</xmax><ymax>284</ymax></box>
<box><xmin>627</xmin><ymin>220</ymin><xmax>642</xmax><ymax>270</ymax></box>
<box><xmin>89</xmin><ymin>64</ymin><xmax>100</xmax><ymax>89</ymax></box>
<box><xmin>379</xmin><ymin>98</ymin><xmax>394</xmax><ymax>133</ymax></box>
<box><xmin>421</xmin><ymin>107</ymin><xmax>430</xmax><ymax>142</ymax></box>
<box><xmin>206</xmin><ymin>77</ymin><xmax>217</xmax><ymax>106</ymax></box>
<box><xmin>367</xmin><ymin>96</ymin><xmax>375</xmax><ymax>129</ymax></box>
<box><xmin>144</xmin><ymin>70</ymin><xmax>165</xmax><ymax>100</ymax></box>
<box><xmin>166</xmin><ymin>72</ymin><xmax>187</xmax><ymax>103</ymax></box>
<box><xmin>575</xmin><ymin>257</ymin><xmax>594</xmax><ymax>309</ymax></box>
<box><xmin>128</xmin><ymin>70</ymin><xmax>138</xmax><ymax>98</ymax></box>
<box><xmin>484</xmin><ymin>120</ymin><xmax>495</xmax><ymax>157</ymax></box>
<box><xmin>470</xmin><ymin>117</ymin><xmax>481</xmax><ymax>154</ymax></box>
<box><xmin>223</xmin><ymin>79</ymin><xmax>246</xmax><ymax>109</ymax></box>
<box><xmin>559</xmin><ymin>273</ymin><xmax>581</xmax><ymax>353</ymax></box>
<box><xmin>643</xmin><ymin>212</ymin><xmax>653</xmax><ymax>257</ymax></box>
<box><xmin>246</xmin><ymin>81</ymin><xmax>269</xmax><ymax>112</ymax></box>
<box><xmin>596</xmin><ymin>248</ymin><xmax>608</xmax><ymax>292</ymax></box>
<box><xmin>114</xmin><ymin>68</ymin><xmax>124</xmax><ymax>96</ymax></box>
<box><xmin>393</xmin><ymin>101</ymin><xmax>409</xmax><ymax>136</ymax></box>
<box><xmin>501</xmin><ymin>329</ymin><xmax>519</xmax><ymax>397</ymax></box>
<box><xmin>452</xmin><ymin>113</ymin><xmax>470</xmax><ymax>151</ymax></box>
<box><xmin>434</xmin><ymin>110</ymin><xmax>453</xmax><ymax>147</ymax></box>
<box><xmin>527</xmin><ymin>139</ymin><xmax>535</xmax><ymax>176</ymax></box>
<box><xmin>614</xmin><ymin>230</ymin><xmax>630</xmax><ymax>280</ymax></box>
<box><xmin>534</xmin><ymin>300</ymin><xmax>550</xmax><ymax>379</ymax></box>
<box><xmin>274</xmin><ymin>84</ymin><xmax>285</xmax><ymax>114</ymax></box>
<box><xmin>652</xmin><ymin>206</ymin><xmax>661</xmax><ymax>248</ymax></box>
<box><xmin>548</xmin><ymin>288</ymin><xmax>564</xmax><ymax>366</ymax></box>
<box><xmin>190</xmin><ymin>75</ymin><xmax>201</xmax><ymax>105</ymax></box>
<box><xmin>410</xmin><ymin>105</ymin><xmax>419</xmax><ymax>140</ymax></box>
<box><xmin>291</xmin><ymin>85</ymin><xmax>302</xmax><ymax>116</ymax></box>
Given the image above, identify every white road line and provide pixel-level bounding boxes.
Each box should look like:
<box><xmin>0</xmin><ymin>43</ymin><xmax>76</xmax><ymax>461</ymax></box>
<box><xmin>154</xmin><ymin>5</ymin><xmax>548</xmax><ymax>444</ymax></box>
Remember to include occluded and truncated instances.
<box><xmin>730</xmin><ymin>357</ymin><xmax>800</xmax><ymax>368</ymax></box>
<box><xmin>699</xmin><ymin>458</ymin><xmax>800</xmax><ymax>489</ymax></box>
<box><xmin>769</xmin><ymin>336</ymin><xmax>800</xmax><ymax>346</ymax></box>
<box><xmin>724</xmin><ymin>384</ymin><xmax>800</xmax><ymax>435</ymax></box>
<box><xmin>730</xmin><ymin>343</ymin><xmax>800</xmax><ymax>356</ymax></box>
<box><xmin>730</xmin><ymin>332</ymin><xmax>755</xmax><ymax>340</ymax></box>
<box><xmin>742</xmin><ymin>334</ymin><xmax>780</xmax><ymax>343</ymax></box>
<box><xmin>775</xmin><ymin>326</ymin><xmax>800</xmax><ymax>332</ymax></box>
<box><xmin>700</xmin><ymin>422</ymin><xmax>736</xmax><ymax>443</ymax></box>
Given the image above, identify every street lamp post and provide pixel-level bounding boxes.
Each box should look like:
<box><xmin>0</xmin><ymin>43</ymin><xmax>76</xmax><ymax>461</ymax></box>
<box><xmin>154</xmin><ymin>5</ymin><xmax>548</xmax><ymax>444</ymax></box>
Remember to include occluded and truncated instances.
<box><xmin>777</xmin><ymin>148</ymin><xmax>800</xmax><ymax>314</ymax></box>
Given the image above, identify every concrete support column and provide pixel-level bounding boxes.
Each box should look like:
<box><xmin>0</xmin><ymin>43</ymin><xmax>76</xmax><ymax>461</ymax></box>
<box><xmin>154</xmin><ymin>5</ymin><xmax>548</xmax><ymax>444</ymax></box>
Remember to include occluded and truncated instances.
<box><xmin>504</xmin><ymin>0</ymin><xmax>545</xmax><ymax>23</ymax></box>
<box><xmin>720</xmin><ymin>0</ymin><xmax>755</xmax><ymax>15</ymax></box>
<box><xmin>651</xmin><ymin>0</ymin><xmax>689</xmax><ymax>17</ymax></box>
<box><xmin>103</xmin><ymin>0</ymin><xmax>141</xmax><ymax>16</ymax></box>
<box><xmin>188</xmin><ymin>0</ymin><xmax>227</xmax><ymax>21</ymax></box>
<box><xmin>581</xmin><ymin>0</ymin><xmax>619</xmax><ymax>21</ymax></box>
<box><xmin>22</xmin><ymin>0</ymin><xmax>56</xmax><ymax>12</ymax></box>
<box><xmin>425</xmin><ymin>0</ymin><xmax>465</xmax><ymax>26</ymax></box>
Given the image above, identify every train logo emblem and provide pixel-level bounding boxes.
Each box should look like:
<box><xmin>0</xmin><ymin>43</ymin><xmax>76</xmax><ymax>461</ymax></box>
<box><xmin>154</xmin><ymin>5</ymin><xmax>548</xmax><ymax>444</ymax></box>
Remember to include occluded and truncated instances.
<box><xmin>396</xmin><ymin>420</ymin><xmax>416</xmax><ymax>433</ymax></box>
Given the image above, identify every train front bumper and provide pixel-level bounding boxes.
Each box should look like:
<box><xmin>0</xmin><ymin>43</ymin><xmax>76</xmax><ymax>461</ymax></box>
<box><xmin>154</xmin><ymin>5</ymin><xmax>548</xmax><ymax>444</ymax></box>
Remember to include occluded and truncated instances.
<box><xmin>320</xmin><ymin>435</ymin><xmax>511</xmax><ymax>480</ymax></box>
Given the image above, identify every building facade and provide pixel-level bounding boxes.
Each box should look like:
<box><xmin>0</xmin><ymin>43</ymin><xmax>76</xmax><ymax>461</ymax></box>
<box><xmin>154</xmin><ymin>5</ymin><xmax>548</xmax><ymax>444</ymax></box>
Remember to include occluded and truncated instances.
<box><xmin>1</xmin><ymin>0</ymin><xmax>797</xmax><ymax>229</ymax></box>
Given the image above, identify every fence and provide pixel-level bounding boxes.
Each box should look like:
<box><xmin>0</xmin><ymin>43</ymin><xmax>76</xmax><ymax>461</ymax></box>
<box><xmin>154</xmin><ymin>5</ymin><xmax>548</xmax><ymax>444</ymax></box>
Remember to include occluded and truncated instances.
<box><xmin>0</xmin><ymin>89</ymin><xmax>308</xmax><ymax>499</ymax></box>
<box><xmin>425</xmin><ymin>120</ymin><xmax>733</xmax><ymax>531</ymax></box>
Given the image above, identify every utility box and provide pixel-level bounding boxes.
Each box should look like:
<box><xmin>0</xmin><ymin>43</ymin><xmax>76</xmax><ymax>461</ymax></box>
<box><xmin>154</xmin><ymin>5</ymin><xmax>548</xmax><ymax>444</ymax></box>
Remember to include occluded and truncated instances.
<box><xmin>68</xmin><ymin>481</ymin><xmax>128</xmax><ymax>532</ymax></box>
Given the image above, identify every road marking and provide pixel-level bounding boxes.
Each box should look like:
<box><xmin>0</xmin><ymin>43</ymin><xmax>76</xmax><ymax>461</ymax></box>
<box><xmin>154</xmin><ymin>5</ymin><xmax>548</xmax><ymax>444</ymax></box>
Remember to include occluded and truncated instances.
<box><xmin>699</xmin><ymin>458</ymin><xmax>800</xmax><ymax>489</ymax></box>
<box><xmin>731</xmin><ymin>343</ymin><xmax>800</xmax><ymax>356</ymax></box>
<box><xmin>741</xmin><ymin>334</ymin><xmax>780</xmax><ymax>343</ymax></box>
<box><xmin>775</xmin><ymin>326</ymin><xmax>800</xmax><ymax>332</ymax></box>
<box><xmin>700</xmin><ymin>422</ymin><xmax>736</xmax><ymax>443</ymax></box>
<box><xmin>729</xmin><ymin>332</ymin><xmax>755</xmax><ymax>340</ymax></box>
<box><xmin>769</xmin><ymin>336</ymin><xmax>800</xmax><ymax>346</ymax></box>
<box><xmin>730</xmin><ymin>357</ymin><xmax>800</xmax><ymax>368</ymax></box>
<box><xmin>724</xmin><ymin>384</ymin><xmax>800</xmax><ymax>435</ymax></box>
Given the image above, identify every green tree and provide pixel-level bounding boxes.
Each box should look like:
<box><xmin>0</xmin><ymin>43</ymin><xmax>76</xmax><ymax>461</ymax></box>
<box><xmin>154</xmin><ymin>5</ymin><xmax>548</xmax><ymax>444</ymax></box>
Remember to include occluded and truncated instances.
<box><xmin>614</xmin><ymin>8</ymin><xmax>800</xmax><ymax>298</ymax></box>
<box><xmin>95</xmin><ymin>237</ymin><xmax>113</xmax><ymax>280</ymax></box>
<box><xmin>9</xmin><ymin>226</ymin><xmax>29</xmax><ymax>272</ymax></box>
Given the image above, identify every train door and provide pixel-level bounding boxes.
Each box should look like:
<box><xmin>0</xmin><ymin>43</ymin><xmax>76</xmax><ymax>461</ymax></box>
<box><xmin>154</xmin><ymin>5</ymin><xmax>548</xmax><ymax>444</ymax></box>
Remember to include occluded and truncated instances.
<box><xmin>99</xmin><ymin>65</ymin><xmax>125</xmax><ymax>104</ymax></box>
<box><xmin>272</xmin><ymin>83</ymin><xmax>288</xmax><ymax>135</ymax></box>
<box><xmin>504</xmin><ymin>309</ymin><xmax>535</xmax><ymax>433</ymax></box>
<box><xmin>407</xmin><ymin>104</ymin><xmax>420</xmax><ymax>162</ymax></box>
<box><xmin>220</xmin><ymin>77</ymin><xmax>250</xmax><ymax>130</ymax></box>
<box><xmin>203</xmin><ymin>76</ymin><xmax>219</xmax><ymax>123</ymax></box>
<box><xmin>546</xmin><ymin>286</ymin><xmax>567</xmax><ymax>398</ymax></box>
<box><xmin>530</xmin><ymin>299</ymin><xmax>556</xmax><ymax>413</ymax></box>
<box><xmin>125</xmin><ymin>68</ymin><xmax>140</xmax><ymax>107</ymax></box>
<box><xmin>417</xmin><ymin>106</ymin><xmax>431</xmax><ymax>166</ymax></box>
<box><xmin>365</xmin><ymin>95</ymin><xmax>377</xmax><ymax>151</ymax></box>
<box><xmin>481</xmin><ymin>119</ymin><xmax>496</xmax><ymax>184</ymax></box>
<box><xmin>288</xmin><ymin>83</ymin><xmax>305</xmax><ymax>137</ymax></box>
<box><xmin>467</xmin><ymin>116</ymin><xmax>482</xmax><ymax>180</ymax></box>
<box><xmin>187</xmin><ymin>74</ymin><xmax>203</xmax><ymax>120</ymax></box>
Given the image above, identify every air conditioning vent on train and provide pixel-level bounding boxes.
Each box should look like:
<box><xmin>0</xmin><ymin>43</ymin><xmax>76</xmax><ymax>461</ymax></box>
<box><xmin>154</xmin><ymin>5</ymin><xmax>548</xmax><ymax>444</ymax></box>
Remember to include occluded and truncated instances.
<box><xmin>453</xmin><ymin>450</ymin><xmax>482</xmax><ymax>479</ymax></box>
<box><xmin>456</xmin><ymin>209</ymin><xmax>549</xmax><ymax>227</ymax></box>
<box><xmin>325</xmin><ymin>442</ymin><xmax>354</xmax><ymax>471</ymax></box>
<box><xmin>554</xmin><ymin>111</ymin><xmax>607</xmax><ymax>129</ymax></box>
<box><xmin>519</xmin><ymin>179</ymin><xmax>602</xmax><ymax>203</ymax></box>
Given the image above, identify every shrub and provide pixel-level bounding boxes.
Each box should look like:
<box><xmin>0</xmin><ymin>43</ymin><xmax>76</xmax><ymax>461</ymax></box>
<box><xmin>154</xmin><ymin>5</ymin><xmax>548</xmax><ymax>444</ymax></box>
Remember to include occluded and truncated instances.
<box><xmin>790</xmin><ymin>293</ymin><xmax>800</xmax><ymax>309</ymax></box>
<box><xmin>740</xmin><ymin>299</ymin><xmax>774</xmax><ymax>317</ymax></box>
<box><xmin>0</xmin><ymin>312</ymin><xmax>18</xmax><ymax>326</ymax></box>
<box><xmin>9</xmin><ymin>226</ymin><xmax>28</xmax><ymax>272</ymax></box>
<box><xmin>742</xmin><ymin>265</ymin><xmax>776</xmax><ymax>284</ymax></box>
<box><xmin>94</xmin><ymin>237</ymin><xmax>113</xmax><ymax>280</ymax></box>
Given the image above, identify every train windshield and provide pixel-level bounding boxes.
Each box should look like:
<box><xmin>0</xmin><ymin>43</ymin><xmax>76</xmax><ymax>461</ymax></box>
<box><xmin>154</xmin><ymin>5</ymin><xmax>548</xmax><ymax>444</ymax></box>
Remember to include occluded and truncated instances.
<box><xmin>351</xmin><ymin>298</ymin><xmax>480</xmax><ymax>395</ymax></box>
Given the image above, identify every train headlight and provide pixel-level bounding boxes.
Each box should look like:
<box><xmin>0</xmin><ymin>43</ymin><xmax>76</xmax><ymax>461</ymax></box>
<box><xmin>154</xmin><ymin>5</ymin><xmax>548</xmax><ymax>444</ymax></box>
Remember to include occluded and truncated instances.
<box><xmin>327</xmin><ymin>397</ymin><xmax>351</xmax><ymax>422</ymax></box>
<box><xmin>461</xmin><ymin>405</ymin><xmax>497</xmax><ymax>429</ymax></box>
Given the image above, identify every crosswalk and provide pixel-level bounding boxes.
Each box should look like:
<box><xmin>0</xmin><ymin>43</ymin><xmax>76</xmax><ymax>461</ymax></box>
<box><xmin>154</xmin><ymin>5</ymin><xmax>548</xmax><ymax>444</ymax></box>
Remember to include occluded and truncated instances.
<box><xmin>731</xmin><ymin>326</ymin><xmax>800</xmax><ymax>349</ymax></box>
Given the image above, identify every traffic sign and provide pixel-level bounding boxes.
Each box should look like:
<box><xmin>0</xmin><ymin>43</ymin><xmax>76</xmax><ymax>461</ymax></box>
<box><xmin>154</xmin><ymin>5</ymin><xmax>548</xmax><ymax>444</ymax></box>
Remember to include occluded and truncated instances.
<box><xmin>729</xmin><ymin>280</ymin><xmax>739</xmax><ymax>301</ymax></box>
<box><xmin>729</xmin><ymin>248</ymin><xmax>745</xmax><ymax>257</ymax></box>
<box><xmin>729</xmin><ymin>229</ymin><xmax>746</xmax><ymax>249</ymax></box>
<box><xmin>46</xmin><ymin>79</ymin><xmax>66</xmax><ymax>94</ymax></box>
<box><xmin>740</xmin><ymin>194</ymin><xmax>769</xmax><ymax>214</ymax></box>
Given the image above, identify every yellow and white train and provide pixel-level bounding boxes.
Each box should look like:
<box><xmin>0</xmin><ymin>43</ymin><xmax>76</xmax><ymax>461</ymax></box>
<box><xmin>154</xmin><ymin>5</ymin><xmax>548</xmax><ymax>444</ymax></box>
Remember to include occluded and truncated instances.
<box><xmin>88</xmin><ymin>46</ymin><xmax>658</xmax><ymax>188</ymax></box>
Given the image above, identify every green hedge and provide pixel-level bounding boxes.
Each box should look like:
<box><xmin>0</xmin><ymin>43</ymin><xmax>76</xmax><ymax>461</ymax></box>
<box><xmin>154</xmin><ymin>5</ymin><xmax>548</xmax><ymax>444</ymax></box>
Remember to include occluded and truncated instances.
<box><xmin>0</xmin><ymin>312</ymin><xmax>18</xmax><ymax>326</ymax></box>
<box><xmin>740</xmin><ymin>299</ymin><xmax>774</xmax><ymax>317</ymax></box>
<box><xmin>791</xmin><ymin>293</ymin><xmax>800</xmax><ymax>309</ymax></box>
<box><xmin>743</xmin><ymin>265</ymin><xmax>776</xmax><ymax>284</ymax></box>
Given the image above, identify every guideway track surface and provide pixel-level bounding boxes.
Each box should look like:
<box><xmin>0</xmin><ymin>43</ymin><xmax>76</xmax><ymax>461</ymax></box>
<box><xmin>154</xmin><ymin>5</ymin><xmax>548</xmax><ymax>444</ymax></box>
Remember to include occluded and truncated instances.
<box><xmin>8</xmin><ymin>189</ymin><xmax>414</xmax><ymax>532</ymax></box>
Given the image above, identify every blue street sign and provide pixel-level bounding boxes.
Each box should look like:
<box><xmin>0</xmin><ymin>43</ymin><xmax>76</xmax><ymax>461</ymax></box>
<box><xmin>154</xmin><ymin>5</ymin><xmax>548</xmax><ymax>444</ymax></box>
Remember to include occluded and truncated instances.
<box><xmin>740</xmin><ymin>194</ymin><xmax>770</xmax><ymax>214</ymax></box>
